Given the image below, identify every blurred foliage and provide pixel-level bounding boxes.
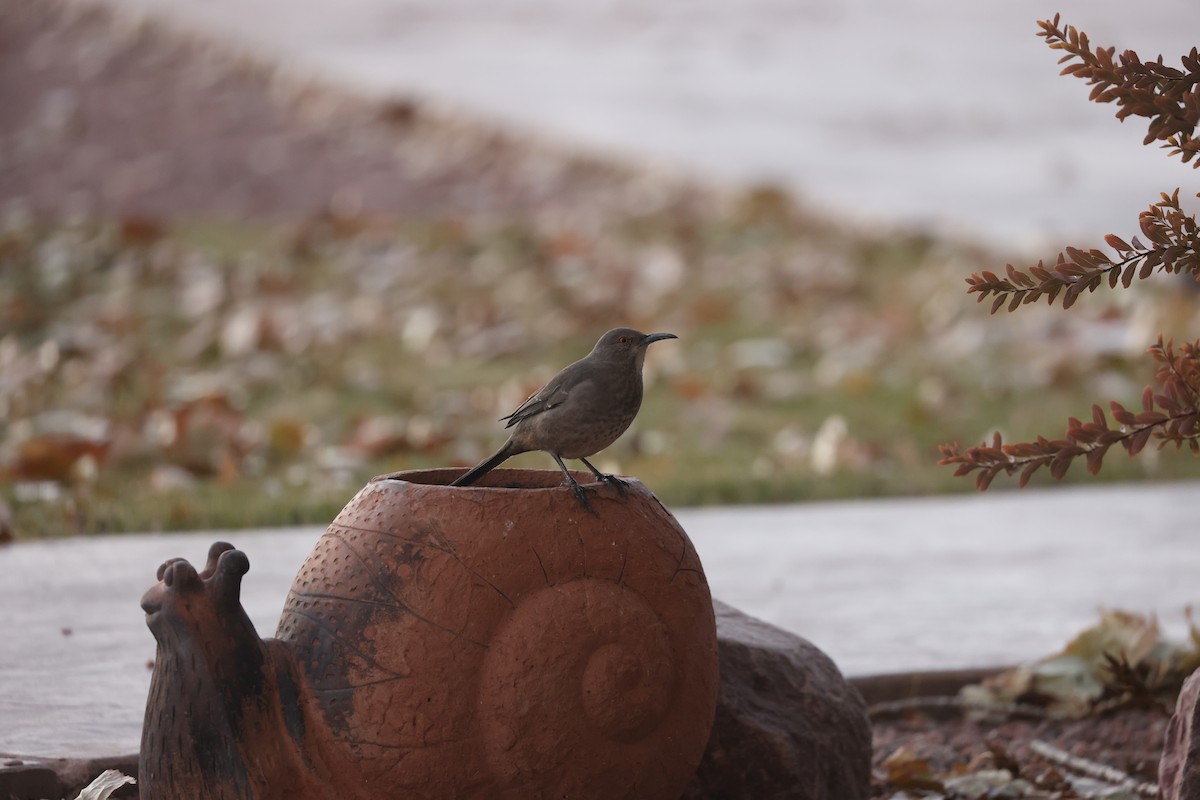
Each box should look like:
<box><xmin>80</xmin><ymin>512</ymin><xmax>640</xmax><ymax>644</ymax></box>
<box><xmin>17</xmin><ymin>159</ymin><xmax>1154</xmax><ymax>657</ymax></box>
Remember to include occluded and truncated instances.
<box><xmin>3</xmin><ymin>195</ymin><xmax>1200</xmax><ymax>537</ymax></box>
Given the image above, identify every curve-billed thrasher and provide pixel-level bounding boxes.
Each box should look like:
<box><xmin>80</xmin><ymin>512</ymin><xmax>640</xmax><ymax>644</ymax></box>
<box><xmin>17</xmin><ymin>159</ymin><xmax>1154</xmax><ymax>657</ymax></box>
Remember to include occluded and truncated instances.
<box><xmin>451</xmin><ymin>327</ymin><xmax>678</xmax><ymax>509</ymax></box>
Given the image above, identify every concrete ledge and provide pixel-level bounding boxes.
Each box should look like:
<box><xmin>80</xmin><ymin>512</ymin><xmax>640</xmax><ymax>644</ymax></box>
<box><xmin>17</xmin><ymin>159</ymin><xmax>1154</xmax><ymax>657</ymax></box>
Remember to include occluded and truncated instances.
<box><xmin>851</xmin><ymin>666</ymin><xmax>1007</xmax><ymax>707</ymax></box>
<box><xmin>4</xmin><ymin>483</ymin><xmax>1198</xmax><ymax>759</ymax></box>
<box><xmin>0</xmin><ymin>667</ymin><xmax>1011</xmax><ymax>800</ymax></box>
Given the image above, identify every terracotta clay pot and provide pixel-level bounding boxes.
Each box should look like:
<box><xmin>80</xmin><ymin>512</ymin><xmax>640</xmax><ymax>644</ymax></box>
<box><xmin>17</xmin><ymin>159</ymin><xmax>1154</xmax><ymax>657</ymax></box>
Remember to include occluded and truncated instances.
<box><xmin>140</xmin><ymin>468</ymin><xmax>719</xmax><ymax>800</ymax></box>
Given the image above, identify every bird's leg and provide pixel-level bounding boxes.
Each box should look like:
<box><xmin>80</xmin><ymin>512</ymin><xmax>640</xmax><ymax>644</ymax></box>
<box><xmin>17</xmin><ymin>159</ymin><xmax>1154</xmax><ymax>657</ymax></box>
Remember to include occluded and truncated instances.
<box><xmin>551</xmin><ymin>454</ymin><xmax>596</xmax><ymax>514</ymax></box>
<box><xmin>579</xmin><ymin>457</ymin><xmax>628</xmax><ymax>495</ymax></box>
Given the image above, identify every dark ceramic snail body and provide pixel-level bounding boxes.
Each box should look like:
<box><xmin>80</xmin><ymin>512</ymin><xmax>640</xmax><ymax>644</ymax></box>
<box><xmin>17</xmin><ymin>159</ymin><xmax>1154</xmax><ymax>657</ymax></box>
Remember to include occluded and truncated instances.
<box><xmin>139</xmin><ymin>468</ymin><xmax>720</xmax><ymax>800</ymax></box>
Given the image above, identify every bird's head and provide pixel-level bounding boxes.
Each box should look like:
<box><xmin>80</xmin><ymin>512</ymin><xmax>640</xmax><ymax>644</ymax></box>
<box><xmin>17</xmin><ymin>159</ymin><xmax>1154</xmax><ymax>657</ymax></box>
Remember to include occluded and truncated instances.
<box><xmin>591</xmin><ymin>328</ymin><xmax>678</xmax><ymax>366</ymax></box>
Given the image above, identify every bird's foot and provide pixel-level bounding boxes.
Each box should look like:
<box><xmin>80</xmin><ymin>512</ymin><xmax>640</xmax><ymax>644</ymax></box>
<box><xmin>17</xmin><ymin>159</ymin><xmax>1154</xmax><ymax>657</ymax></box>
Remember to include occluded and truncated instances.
<box><xmin>579</xmin><ymin>457</ymin><xmax>628</xmax><ymax>496</ymax></box>
<box><xmin>565</xmin><ymin>477</ymin><xmax>599</xmax><ymax>515</ymax></box>
<box><xmin>598</xmin><ymin>473</ymin><xmax>629</xmax><ymax>496</ymax></box>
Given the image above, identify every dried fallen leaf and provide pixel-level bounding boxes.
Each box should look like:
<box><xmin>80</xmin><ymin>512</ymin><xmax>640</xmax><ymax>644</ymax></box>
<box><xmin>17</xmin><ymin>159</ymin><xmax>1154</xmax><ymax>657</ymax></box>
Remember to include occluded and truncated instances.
<box><xmin>0</xmin><ymin>497</ymin><xmax>13</xmax><ymax>543</ymax></box>
<box><xmin>882</xmin><ymin>746</ymin><xmax>946</xmax><ymax>793</ymax></box>
<box><xmin>9</xmin><ymin>434</ymin><xmax>109</xmax><ymax>483</ymax></box>
<box><xmin>72</xmin><ymin>769</ymin><xmax>135</xmax><ymax>800</ymax></box>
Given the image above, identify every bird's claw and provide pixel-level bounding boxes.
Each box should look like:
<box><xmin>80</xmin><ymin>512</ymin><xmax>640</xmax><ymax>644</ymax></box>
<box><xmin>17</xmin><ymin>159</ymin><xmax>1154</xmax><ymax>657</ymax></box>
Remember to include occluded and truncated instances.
<box><xmin>599</xmin><ymin>474</ymin><xmax>629</xmax><ymax>496</ymax></box>
<box><xmin>566</xmin><ymin>479</ymin><xmax>598</xmax><ymax>515</ymax></box>
<box><xmin>579</xmin><ymin>457</ymin><xmax>628</xmax><ymax>497</ymax></box>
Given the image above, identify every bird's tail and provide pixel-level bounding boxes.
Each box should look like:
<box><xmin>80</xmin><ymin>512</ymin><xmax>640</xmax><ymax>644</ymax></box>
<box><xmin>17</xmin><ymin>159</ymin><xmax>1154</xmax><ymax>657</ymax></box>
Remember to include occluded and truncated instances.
<box><xmin>450</xmin><ymin>440</ymin><xmax>520</xmax><ymax>487</ymax></box>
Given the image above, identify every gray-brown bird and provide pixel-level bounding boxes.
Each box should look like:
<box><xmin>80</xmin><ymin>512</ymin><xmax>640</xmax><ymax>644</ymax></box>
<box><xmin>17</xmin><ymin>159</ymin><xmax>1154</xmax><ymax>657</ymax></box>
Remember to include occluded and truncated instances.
<box><xmin>451</xmin><ymin>327</ymin><xmax>677</xmax><ymax>509</ymax></box>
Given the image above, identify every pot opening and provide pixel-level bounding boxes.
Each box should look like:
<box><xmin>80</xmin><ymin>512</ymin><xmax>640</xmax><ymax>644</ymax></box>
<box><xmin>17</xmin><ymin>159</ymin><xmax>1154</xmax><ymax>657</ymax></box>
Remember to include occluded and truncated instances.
<box><xmin>376</xmin><ymin>467</ymin><xmax>596</xmax><ymax>490</ymax></box>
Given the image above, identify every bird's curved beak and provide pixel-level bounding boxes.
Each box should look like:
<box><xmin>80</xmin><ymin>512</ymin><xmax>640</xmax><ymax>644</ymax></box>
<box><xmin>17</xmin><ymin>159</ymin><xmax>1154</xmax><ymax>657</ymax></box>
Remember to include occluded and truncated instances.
<box><xmin>642</xmin><ymin>332</ymin><xmax>678</xmax><ymax>345</ymax></box>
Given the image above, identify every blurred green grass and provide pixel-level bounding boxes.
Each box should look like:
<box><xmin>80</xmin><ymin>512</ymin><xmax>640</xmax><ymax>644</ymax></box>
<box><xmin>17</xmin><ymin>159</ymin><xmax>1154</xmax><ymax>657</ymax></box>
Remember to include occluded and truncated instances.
<box><xmin>2</xmin><ymin>199</ymin><xmax>1197</xmax><ymax>538</ymax></box>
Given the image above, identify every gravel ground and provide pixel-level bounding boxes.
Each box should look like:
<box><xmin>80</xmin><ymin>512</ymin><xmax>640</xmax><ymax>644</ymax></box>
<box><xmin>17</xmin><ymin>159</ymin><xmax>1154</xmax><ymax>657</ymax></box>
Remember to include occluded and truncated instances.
<box><xmin>870</xmin><ymin>705</ymin><xmax>1166</xmax><ymax>797</ymax></box>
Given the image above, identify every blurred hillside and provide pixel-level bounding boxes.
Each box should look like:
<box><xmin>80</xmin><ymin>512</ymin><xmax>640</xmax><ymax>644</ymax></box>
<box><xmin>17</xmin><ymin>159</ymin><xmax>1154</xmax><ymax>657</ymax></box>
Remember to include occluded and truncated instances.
<box><xmin>0</xmin><ymin>0</ymin><xmax>703</xmax><ymax>221</ymax></box>
<box><xmin>72</xmin><ymin>0</ymin><xmax>1200</xmax><ymax>246</ymax></box>
<box><xmin>2</xmin><ymin>1</ymin><xmax>1198</xmax><ymax>537</ymax></box>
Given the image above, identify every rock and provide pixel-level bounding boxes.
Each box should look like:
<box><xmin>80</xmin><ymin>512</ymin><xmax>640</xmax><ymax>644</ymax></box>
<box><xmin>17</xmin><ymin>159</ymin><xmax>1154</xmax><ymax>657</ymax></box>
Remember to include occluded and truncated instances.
<box><xmin>684</xmin><ymin>600</ymin><xmax>872</xmax><ymax>800</ymax></box>
<box><xmin>1160</xmin><ymin>666</ymin><xmax>1200</xmax><ymax>800</ymax></box>
<box><xmin>0</xmin><ymin>759</ymin><xmax>61</xmax><ymax>800</ymax></box>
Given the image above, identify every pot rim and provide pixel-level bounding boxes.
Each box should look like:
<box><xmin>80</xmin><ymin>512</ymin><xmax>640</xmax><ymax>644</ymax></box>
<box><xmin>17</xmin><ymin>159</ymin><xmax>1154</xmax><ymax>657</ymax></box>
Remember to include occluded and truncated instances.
<box><xmin>372</xmin><ymin>467</ymin><xmax>631</xmax><ymax>491</ymax></box>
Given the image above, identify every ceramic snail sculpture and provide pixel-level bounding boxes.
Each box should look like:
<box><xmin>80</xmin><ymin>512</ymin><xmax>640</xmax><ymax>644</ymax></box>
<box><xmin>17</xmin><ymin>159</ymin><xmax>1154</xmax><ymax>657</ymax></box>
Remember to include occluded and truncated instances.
<box><xmin>139</xmin><ymin>468</ymin><xmax>720</xmax><ymax>800</ymax></box>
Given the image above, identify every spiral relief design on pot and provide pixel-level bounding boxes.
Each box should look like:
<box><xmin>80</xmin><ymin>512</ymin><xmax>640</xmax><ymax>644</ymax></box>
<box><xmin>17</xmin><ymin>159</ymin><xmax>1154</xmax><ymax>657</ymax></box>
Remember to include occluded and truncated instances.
<box><xmin>477</xmin><ymin>579</ymin><xmax>677</xmax><ymax>791</ymax></box>
<box><xmin>274</xmin><ymin>468</ymin><xmax>719</xmax><ymax>800</ymax></box>
<box><xmin>576</xmin><ymin>586</ymin><xmax>674</xmax><ymax>740</ymax></box>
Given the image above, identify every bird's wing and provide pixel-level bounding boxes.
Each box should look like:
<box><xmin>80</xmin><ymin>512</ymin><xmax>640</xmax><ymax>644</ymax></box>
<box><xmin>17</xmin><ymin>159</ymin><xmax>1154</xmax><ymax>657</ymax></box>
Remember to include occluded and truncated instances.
<box><xmin>501</xmin><ymin>366</ymin><xmax>582</xmax><ymax>428</ymax></box>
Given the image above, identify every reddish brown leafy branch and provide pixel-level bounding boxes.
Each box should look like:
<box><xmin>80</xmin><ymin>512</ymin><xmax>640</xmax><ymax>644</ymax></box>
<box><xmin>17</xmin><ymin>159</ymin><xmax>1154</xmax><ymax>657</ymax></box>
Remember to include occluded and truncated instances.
<box><xmin>939</xmin><ymin>338</ymin><xmax>1200</xmax><ymax>490</ymax></box>
<box><xmin>942</xmin><ymin>18</ymin><xmax>1200</xmax><ymax>489</ymax></box>
<box><xmin>964</xmin><ymin>190</ymin><xmax>1200</xmax><ymax>312</ymax></box>
<box><xmin>1039</xmin><ymin>14</ymin><xmax>1200</xmax><ymax>166</ymax></box>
